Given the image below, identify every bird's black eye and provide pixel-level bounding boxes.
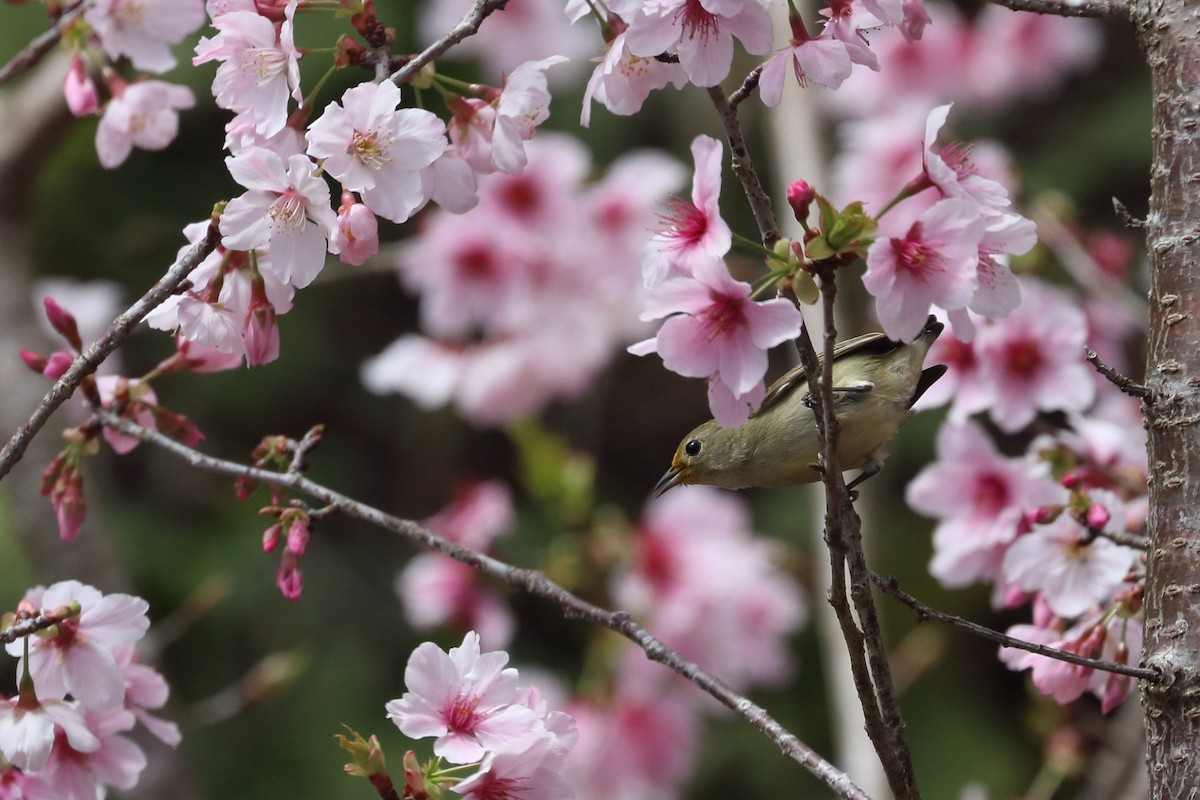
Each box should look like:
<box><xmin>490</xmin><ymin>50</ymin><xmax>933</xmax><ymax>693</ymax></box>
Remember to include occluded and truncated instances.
<box><xmin>684</xmin><ymin>439</ymin><xmax>702</xmax><ymax>457</ymax></box>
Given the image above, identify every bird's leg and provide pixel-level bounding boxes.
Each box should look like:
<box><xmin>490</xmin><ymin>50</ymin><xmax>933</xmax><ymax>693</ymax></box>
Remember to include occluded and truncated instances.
<box><xmin>845</xmin><ymin>461</ymin><xmax>882</xmax><ymax>501</ymax></box>
<box><xmin>801</xmin><ymin>380</ymin><xmax>875</xmax><ymax>409</ymax></box>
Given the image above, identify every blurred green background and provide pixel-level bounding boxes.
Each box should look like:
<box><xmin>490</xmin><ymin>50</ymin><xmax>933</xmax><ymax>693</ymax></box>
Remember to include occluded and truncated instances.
<box><xmin>0</xmin><ymin>2</ymin><xmax>1150</xmax><ymax>798</ymax></box>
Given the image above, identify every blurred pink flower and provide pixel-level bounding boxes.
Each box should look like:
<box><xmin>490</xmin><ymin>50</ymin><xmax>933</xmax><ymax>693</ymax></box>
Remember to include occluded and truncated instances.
<box><xmin>87</xmin><ymin>0</ymin><xmax>205</xmax><ymax>73</ymax></box>
<box><xmin>64</xmin><ymin>55</ymin><xmax>98</xmax><ymax>117</ymax></box>
<box><xmin>95</xmin><ymin>80</ymin><xmax>195</xmax><ymax>169</ymax></box>
<box><xmin>581</xmin><ymin>30</ymin><xmax>687</xmax><ymax>125</ymax></box>
<box><xmin>21</xmin><ymin>708</ymin><xmax>146</xmax><ymax>798</ymax></box>
<box><xmin>0</xmin><ymin>698</ymin><xmax>98</xmax><ymax>773</ymax></box>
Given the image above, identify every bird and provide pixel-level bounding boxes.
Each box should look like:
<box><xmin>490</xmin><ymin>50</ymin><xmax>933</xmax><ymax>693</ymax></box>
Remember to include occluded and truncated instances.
<box><xmin>652</xmin><ymin>316</ymin><xmax>946</xmax><ymax>498</ymax></box>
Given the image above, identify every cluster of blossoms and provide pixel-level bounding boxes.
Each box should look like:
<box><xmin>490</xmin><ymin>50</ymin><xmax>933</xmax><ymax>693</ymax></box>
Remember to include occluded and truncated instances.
<box><xmin>391</xmin><ymin>482</ymin><xmax>805</xmax><ymax>799</ymax></box>
<box><xmin>362</xmin><ymin>134</ymin><xmax>684</xmax><ymax>425</ymax></box>
<box><xmin>386</xmin><ymin>631</ymin><xmax>578</xmax><ymax>799</ymax></box>
<box><xmin>562</xmin><ymin>487</ymin><xmax>806</xmax><ymax>799</ymax></box>
<box><xmin>0</xmin><ymin>581</ymin><xmax>177</xmax><ymax>799</ymax></box>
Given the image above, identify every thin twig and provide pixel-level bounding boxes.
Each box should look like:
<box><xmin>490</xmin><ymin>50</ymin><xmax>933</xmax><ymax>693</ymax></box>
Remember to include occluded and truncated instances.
<box><xmin>95</xmin><ymin>413</ymin><xmax>873</xmax><ymax>800</ymax></box>
<box><xmin>0</xmin><ymin>604</ymin><xmax>80</xmax><ymax>645</ymax></box>
<box><xmin>1085</xmin><ymin>347</ymin><xmax>1151</xmax><ymax>399</ymax></box>
<box><xmin>0</xmin><ymin>219</ymin><xmax>221</xmax><ymax>484</ymax></box>
<box><xmin>0</xmin><ymin>2</ymin><xmax>88</xmax><ymax>88</ymax></box>
<box><xmin>870</xmin><ymin>572</ymin><xmax>1158</xmax><ymax>682</ymax></box>
<box><xmin>729</xmin><ymin>64</ymin><xmax>764</xmax><ymax>108</ymax></box>
<box><xmin>389</xmin><ymin>0</ymin><xmax>508</xmax><ymax>86</ymax></box>
<box><xmin>1083</xmin><ymin>523</ymin><xmax>1150</xmax><ymax>551</ymax></box>
<box><xmin>980</xmin><ymin>0</ymin><xmax>1128</xmax><ymax>18</ymax></box>
<box><xmin>706</xmin><ymin>84</ymin><xmax>781</xmax><ymax>248</ymax></box>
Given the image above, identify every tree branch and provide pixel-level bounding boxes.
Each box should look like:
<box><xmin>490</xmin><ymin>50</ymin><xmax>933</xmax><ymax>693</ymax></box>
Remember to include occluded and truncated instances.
<box><xmin>1085</xmin><ymin>347</ymin><xmax>1151</xmax><ymax>399</ymax></box>
<box><xmin>0</xmin><ymin>603</ymin><xmax>80</xmax><ymax>645</ymax></box>
<box><xmin>0</xmin><ymin>218</ymin><xmax>221</xmax><ymax>484</ymax></box>
<box><xmin>871</xmin><ymin>572</ymin><xmax>1157</xmax><ymax>681</ymax></box>
<box><xmin>389</xmin><ymin>0</ymin><xmax>509</xmax><ymax>86</ymax></box>
<box><xmin>94</xmin><ymin>412</ymin><xmax>874</xmax><ymax>800</ymax></box>
<box><xmin>706</xmin><ymin>84</ymin><xmax>781</xmax><ymax>247</ymax></box>
<box><xmin>979</xmin><ymin>0</ymin><xmax>1128</xmax><ymax>18</ymax></box>
<box><xmin>0</xmin><ymin>2</ymin><xmax>88</xmax><ymax>88</ymax></box>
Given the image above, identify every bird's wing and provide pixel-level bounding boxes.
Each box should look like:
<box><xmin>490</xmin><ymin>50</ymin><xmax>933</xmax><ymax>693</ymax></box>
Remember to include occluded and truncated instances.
<box><xmin>757</xmin><ymin>332</ymin><xmax>893</xmax><ymax>414</ymax></box>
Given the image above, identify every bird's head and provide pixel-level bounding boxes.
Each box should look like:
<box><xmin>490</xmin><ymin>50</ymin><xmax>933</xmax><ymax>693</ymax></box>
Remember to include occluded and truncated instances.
<box><xmin>652</xmin><ymin>419</ymin><xmax>743</xmax><ymax>497</ymax></box>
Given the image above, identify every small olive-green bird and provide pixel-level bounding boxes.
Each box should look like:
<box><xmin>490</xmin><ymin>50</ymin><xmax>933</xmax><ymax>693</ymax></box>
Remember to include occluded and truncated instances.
<box><xmin>653</xmin><ymin>316</ymin><xmax>946</xmax><ymax>497</ymax></box>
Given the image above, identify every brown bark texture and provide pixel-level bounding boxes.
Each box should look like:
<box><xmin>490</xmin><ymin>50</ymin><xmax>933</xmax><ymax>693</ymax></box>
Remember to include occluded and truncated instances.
<box><xmin>1136</xmin><ymin>0</ymin><xmax>1200</xmax><ymax>796</ymax></box>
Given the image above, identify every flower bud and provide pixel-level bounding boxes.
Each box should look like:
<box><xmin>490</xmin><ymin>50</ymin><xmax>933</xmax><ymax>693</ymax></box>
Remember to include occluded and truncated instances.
<box><xmin>42</xmin><ymin>351</ymin><xmax>74</xmax><ymax>380</ymax></box>
<box><xmin>19</xmin><ymin>349</ymin><xmax>48</xmax><ymax>374</ymax></box>
<box><xmin>786</xmin><ymin>180</ymin><xmax>815</xmax><ymax>223</ymax></box>
<box><xmin>1085</xmin><ymin>502</ymin><xmax>1110</xmax><ymax>530</ymax></box>
<box><xmin>43</xmin><ymin>297</ymin><xmax>83</xmax><ymax>351</ymax></box>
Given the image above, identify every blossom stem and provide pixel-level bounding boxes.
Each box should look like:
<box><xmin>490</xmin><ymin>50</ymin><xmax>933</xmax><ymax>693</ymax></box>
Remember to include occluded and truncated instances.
<box><xmin>732</xmin><ymin>231</ymin><xmax>779</xmax><ymax>260</ymax></box>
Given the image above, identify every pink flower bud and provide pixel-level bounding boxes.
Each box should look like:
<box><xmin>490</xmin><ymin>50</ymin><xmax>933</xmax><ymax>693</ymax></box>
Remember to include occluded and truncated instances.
<box><xmin>1060</xmin><ymin>472</ymin><xmax>1080</xmax><ymax>490</ymax></box>
<box><xmin>276</xmin><ymin>551</ymin><xmax>303</xmax><ymax>601</ymax></box>
<box><xmin>262</xmin><ymin>522</ymin><xmax>282</xmax><ymax>553</ymax></box>
<box><xmin>286</xmin><ymin>517</ymin><xmax>310</xmax><ymax>556</ymax></box>
<box><xmin>786</xmin><ymin>180</ymin><xmax>815</xmax><ymax>223</ymax></box>
<box><xmin>243</xmin><ymin>303</ymin><xmax>280</xmax><ymax>367</ymax></box>
<box><xmin>42</xmin><ymin>351</ymin><xmax>74</xmax><ymax>380</ymax></box>
<box><xmin>19</xmin><ymin>349</ymin><xmax>47</xmax><ymax>374</ymax></box>
<box><xmin>1085</xmin><ymin>502</ymin><xmax>1110</xmax><ymax>530</ymax></box>
<box><xmin>51</xmin><ymin>466</ymin><xmax>86</xmax><ymax>542</ymax></box>
<box><xmin>64</xmin><ymin>54</ymin><xmax>99</xmax><ymax>117</ymax></box>
<box><xmin>334</xmin><ymin>198</ymin><xmax>379</xmax><ymax>266</ymax></box>
<box><xmin>43</xmin><ymin>297</ymin><xmax>83</xmax><ymax>351</ymax></box>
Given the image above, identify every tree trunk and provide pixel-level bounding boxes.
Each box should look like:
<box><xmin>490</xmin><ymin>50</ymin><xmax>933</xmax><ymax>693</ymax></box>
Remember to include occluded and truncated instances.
<box><xmin>1136</xmin><ymin>0</ymin><xmax>1200</xmax><ymax>795</ymax></box>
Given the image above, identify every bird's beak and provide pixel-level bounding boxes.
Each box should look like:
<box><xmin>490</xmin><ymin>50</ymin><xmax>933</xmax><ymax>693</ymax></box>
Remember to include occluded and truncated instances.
<box><xmin>652</xmin><ymin>465</ymin><xmax>685</xmax><ymax>498</ymax></box>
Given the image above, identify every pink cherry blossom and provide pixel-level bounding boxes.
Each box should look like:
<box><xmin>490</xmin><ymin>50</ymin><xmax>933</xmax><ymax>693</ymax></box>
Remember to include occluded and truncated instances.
<box><xmin>492</xmin><ymin>56</ymin><xmax>568</xmax><ymax>175</ymax></box>
<box><xmin>21</xmin><ymin>708</ymin><xmax>147</xmax><ymax>799</ymax></box>
<box><xmin>385</xmin><ymin>632</ymin><xmax>540</xmax><ymax>763</ymax></box>
<box><xmin>452</xmin><ymin>736</ymin><xmax>574</xmax><ymax>800</ymax></box>
<box><xmin>1002</xmin><ymin>492</ymin><xmax>1138</xmax><ymax>619</ymax></box>
<box><xmin>632</xmin><ymin>255</ymin><xmax>803</xmax><ymax>427</ymax></box>
<box><xmin>644</xmin><ymin>134</ymin><xmax>732</xmax><ymax>285</ymax></box>
<box><xmin>922</xmin><ymin>104</ymin><xmax>1012</xmax><ymax>212</ymax></box>
<box><xmin>907</xmin><ymin>421</ymin><xmax>1065</xmax><ymax>588</ymax></box>
<box><xmin>86</xmin><ymin>0</ymin><xmax>205</xmax><ymax>74</ymax></box>
<box><xmin>972</xmin><ymin>279</ymin><xmax>1095</xmax><ymax>432</ymax></box>
<box><xmin>193</xmin><ymin>4</ymin><xmax>301</xmax><ymax>138</ymax></box>
<box><xmin>5</xmin><ymin>582</ymin><xmax>150</xmax><ymax>713</ymax></box>
<box><xmin>581</xmin><ymin>30</ymin><xmax>687</xmax><ymax>126</ymax></box>
<box><xmin>113</xmin><ymin>646</ymin><xmax>180</xmax><ymax>747</ymax></box>
<box><xmin>623</xmin><ymin>0</ymin><xmax>774</xmax><ymax>87</ymax></box>
<box><xmin>95</xmin><ymin>80</ymin><xmax>196</xmax><ymax>169</ymax></box>
<box><xmin>759</xmin><ymin>21</ymin><xmax>854</xmax><ymax>105</ymax></box>
<box><xmin>220</xmin><ymin>148</ymin><xmax>337</xmax><ymax>289</ymax></box>
<box><xmin>305</xmin><ymin>81</ymin><xmax>447</xmax><ymax>224</ymax></box>
<box><xmin>863</xmin><ymin>198</ymin><xmax>986</xmax><ymax>342</ymax></box>
<box><xmin>0</xmin><ymin>698</ymin><xmax>98</xmax><ymax>773</ymax></box>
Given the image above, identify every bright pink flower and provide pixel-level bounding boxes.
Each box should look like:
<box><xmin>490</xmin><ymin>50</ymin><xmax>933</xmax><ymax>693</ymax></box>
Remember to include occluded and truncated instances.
<box><xmin>193</xmin><ymin>4</ymin><xmax>301</xmax><ymax>137</ymax></box>
<box><xmin>95</xmin><ymin>80</ymin><xmax>195</xmax><ymax>169</ymax></box>
<box><xmin>819</xmin><ymin>0</ymin><xmax>882</xmax><ymax>70</ymax></box>
<box><xmin>0</xmin><ymin>698</ymin><xmax>98</xmax><ymax>773</ymax></box>
<box><xmin>581</xmin><ymin>30</ymin><xmax>687</xmax><ymax>126</ymax></box>
<box><xmin>623</xmin><ymin>0</ymin><xmax>774</xmax><ymax>87</ymax></box>
<box><xmin>907</xmin><ymin>421</ymin><xmax>1065</xmax><ymax>588</ymax></box>
<box><xmin>305</xmin><ymin>81</ymin><xmax>447</xmax><ymax>224</ymax></box>
<box><xmin>333</xmin><ymin>197</ymin><xmax>379</xmax><ymax>266</ymax></box>
<box><xmin>973</xmin><ymin>279</ymin><xmax>1095</xmax><ymax>432</ymax></box>
<box><xmin>759</xmin><ymin>24</ymin><xmax>854</xmax><ymax>105</ymax></box>
<box><xmin>863</xmin><ymin>198</ymin><xmax>986</xmax><ymax>342</ymax></box>
<box><xmin>385</xmin><ymin>632</ymin><xmax>540</xmax><ymax>764</ymax></box>
<box><xmin>644</xmin><ymin>134</ymin><xmax>732</xmax><ymax>285</ymax></box>
<box><xmin>220</xmin><ymin>148</ymin><xmax>337</xmax><ymax>289</ymax></box>
<box><xmin>64</xmin><ymin>55</ymin><xmax>99</xmax><ymax>117</ymax></box>
<box><xmin>6</xmin><ymin>582</ymin><xmax>150</xmax><ymax>713</ymax></box>
<box><xmin>922</xmin><ymin>104</ymin><xmax>1011</xmax><ymax>211</ymax></box>
<box><xmin>632</xmin><ymin>255</ymin><xmax>803</xmax><ymax>427</ymax></box>
<box><xmin>86</xmin><ymin>0</ymin><xmax>205</xmax><ymax>74</ymax></box>
<box><xmin>1002</xmin><ymin>491</ymin><xmax>1138</xmax><ymax>618</ymax></box>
